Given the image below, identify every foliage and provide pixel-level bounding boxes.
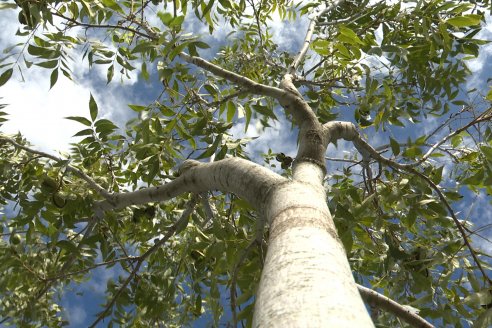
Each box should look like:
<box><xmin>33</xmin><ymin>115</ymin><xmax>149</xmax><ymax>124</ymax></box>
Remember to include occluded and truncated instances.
<box><xmin>0</xmin><ymin>0</ymin><xmax>492</xmax><ymax>327</ymax></box>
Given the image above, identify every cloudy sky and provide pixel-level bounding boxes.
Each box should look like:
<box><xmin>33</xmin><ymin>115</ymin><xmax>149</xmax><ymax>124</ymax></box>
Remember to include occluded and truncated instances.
<box><xmin>1</xmin><ymin>2</ymin><xmax>492</xmax><ymax>327</ymax></box>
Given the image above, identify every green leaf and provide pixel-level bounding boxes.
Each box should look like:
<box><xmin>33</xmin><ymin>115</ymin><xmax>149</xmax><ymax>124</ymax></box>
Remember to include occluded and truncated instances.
<box><xmin>202</xmin><ymin>0</ymin><xmax>215</xmax><ymax>19</ymax></box>
<box><xmin>157</xmin><ymin>12</ymin><xmax>173</xmax><ymax>26</ymax></box>
<box><xmin>169</xmin><ymin>16</ymin><xmax>185</xmax><ymax>28</ymax></box>
<box><xmin>338</xmin><ymin>26</ymin><xmax>364</xmax><ymax>45</ymax></box>
<box><xmin>446</xmin><ymin>14</ymin><xmax>482</xmax><ymax>27</ymax></box>
<box><xmin>56</xmin><ymin>240</ymin><xmax>78</xmax><ymax>253</ymax></box>
<box><xmin>475</xmin><ymin>308</ymin><xmax>492</xmax><ymax>328</ymax></box>
<box><xmin>464</xmin><ymin>289</ymin><xmax>492</xmax><ymax>306</ymax></box>
<box><xmin>227</xmin><ymin>101</ymin><xmax>235</xmax><ymax>122</ymax></box>
<box><xmin>486</xmin><ymin>87</ymin><xmax>492</xmax><ymax>101</ymax></box>
<box><xmin>175</xmin><ymin>215</ymin><xmax>189</xmax><ymax>234</ymax></box>
<box><xmin>89</xmin><ymin>93</ymin><xmax>98</xmax><ymax>121</ymax></box>
<box><xmin>141</xmin><ymin>62</ymin><xmax>149</xmax><ymax>81</ymax></box>
<box><xmin>451</xmin><ymin>134</ymin><xmax>462</xmax><ymax>148</ymax></box>
<box><xmin>128</xmin><ymin>104</ymin><xmax>148</xmax><ymax>112</ymax></box>
<box><xmin>197</xmin><ymin>135</ymin><xmax>222</xmax><ymax>159</ymax></box>
<box><xmin>80</xmin><ymin>0</ymin><xmax>94</xmax><ymax>17</ymax></box>
<box><xmin>107</xmin><ymin>64</ymin><xmax>114</xmax><ymax>83</ymax></box>
<box><xmin>0</xmin><ymin>68</ymin><xmax>13</xmax><ymax>87</ymax></box>
<box><xmin>95</xmin><ymin>119</ymin><xmax>118</xmax><ymax>133</ymax></box>
<box><xmin>49</xmin><ymin>69</ymin><xmax>58</xmax><ymax>89</ymax></box>
<box><xmin>73</xmin><ymin>128</ymin><xmax>94</xmax><ymax>137</ymax></box>
<box><xmin>311</xmin><ymin>39</ymin><xmax>330</xmax><ymax>56</ymax></box>
<box><xmin>193</xmin><ymin>41</ymin><xmax>210</xmax><ymax>49</ymax></box>
<box><xmin>36</xmin><ymin>60</ymin><xmax>58</xmax><ymax>69</ymax></box>
<box><xmin>158</xmin><ymin>104</ymin><xmax>175</xmax><ymax>116</ymax></box>
<box><xmin>65</xmin><ymin>116</ymin><xmax>92</xmax><ymax>126</ymax></box>
<box><xmin>481</xmin><ymin>146</ymin><xmax>492</xmax><ymax>161</ymax></box>
<box><xmin>168</xmin><ymin>42</ymin><xmax>189</xmax><ymax>61</ymax></box>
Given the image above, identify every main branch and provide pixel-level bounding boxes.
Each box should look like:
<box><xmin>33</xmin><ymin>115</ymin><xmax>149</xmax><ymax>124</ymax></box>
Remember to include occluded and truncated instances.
<box><xmin>96</xmin><ymin>158</ymin><xmax>285</xmax><ymax>215</ymax></box>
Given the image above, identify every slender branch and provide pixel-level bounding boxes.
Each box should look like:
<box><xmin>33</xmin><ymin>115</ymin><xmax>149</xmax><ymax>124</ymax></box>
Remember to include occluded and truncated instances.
<box><xmin>0</xmin><ymin>218</ymin><xmax>101</xmax><ymax>326</ymax></box>
<box><xmin>324</xmin><ymin>121</ymin><xmax>492</xmax><ymax>285</ymax></box>
<box><xmin>411</xmin><ymin>111</ymin><xmax>492</xmax><ymax>167</ymax></box>
<box><xmin>52</xmin><ymin>11</ymin><xmax>156</xmax><ymax>40</ymax></box>
<box><xmin>288</xmin><ymin>0</ymin><xmax>345</xmax><ymax>74</ymax></box>
<box><xmin>88</xmin><ymin>196</ymin><xmax>197</xmax><ymax>328</ymax></box>
<box><xmin>325</xmin><ymin>156</ymin><xmax>361</xmax><ymax>164</ymax></box>
<box><xmin>357</xmin><ymin>284</ymin><xmax>435</xmax><ymax>328</ymax></box>
<box><xmin>45</xmin><ymin>256</ymin><xmax>138</xmax><ymax>281</ymax></box>
<box><xmin>303</xmin><ymin>57</ymin><xmax>329</xmax><ymax>77</ymax></box>
<box><xmin>0</xmin><ymin>135</ymin><xmax>112</xmax><ymax>200</ymax></box>
<box><xmin>179</xmin><ymin>53</ymin><xmax>286</xmax><ymax>100</ymax></box>
<box><xmin>248</xmin><ymin>0</ymin><xmax>264</xmax><ymax>50</ymax></box>
<box><xmin>408</xmin><ymin>168</ymin><xmax>492</xmax><ymax>285</ymax></box>
<box><xmin>193</xmin><ymin>89</ymin><xmax>246</xmax><ymax>110</ymax></box>
<box><xmin>89</xmin><ymin>260</ymin><xmax>143</xmax><ymax>327</ymax></box>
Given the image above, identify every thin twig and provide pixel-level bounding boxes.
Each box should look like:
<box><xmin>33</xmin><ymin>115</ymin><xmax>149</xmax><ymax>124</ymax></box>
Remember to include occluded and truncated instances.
<box><xmin>410</xmin><ymin>110</ymin><xmax>492</xmax><ymax>167</ymax></box>
<box><xmin>0</xmin><ymin>136</ymin><xmax>112</xmax><ymax>200</ymax></box>
<box><xmin>88</xmin><ymin>196</ymin><xmax>198</xmax><ymax>328</ymax></box>
<box><xmin>52</xmin><ymin>12</ymin><xmax>156</xmax><ymax>40</ymax></box>
<box><xmin>45</xmin><ymin>256</ymin><xmax>138</xmax><ymax>281</ymax></box>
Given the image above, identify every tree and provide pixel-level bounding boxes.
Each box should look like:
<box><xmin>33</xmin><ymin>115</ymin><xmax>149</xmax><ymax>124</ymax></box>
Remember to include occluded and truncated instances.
<box><xmin>0</xmin><ymin>0</ymin><xmax>492</xmax><ymax>326</ymax></box>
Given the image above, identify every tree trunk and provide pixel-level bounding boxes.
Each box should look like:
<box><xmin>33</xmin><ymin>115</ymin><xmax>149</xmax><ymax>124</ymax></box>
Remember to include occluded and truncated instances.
<box><xmin>253</xmin><ymin>162</ymin><xmax>374</xmax><ymax>327</ymax></box>
<box><xmin>96</xmin><ymin>159</ymin><xmax>374</xmax><ymax>326</ymax></box>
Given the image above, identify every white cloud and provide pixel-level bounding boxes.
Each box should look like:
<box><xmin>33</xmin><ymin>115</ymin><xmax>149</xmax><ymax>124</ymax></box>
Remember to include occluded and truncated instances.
<box><xmin>1</xmin><ymin>68</ymin><xmax>91</xmax><ymax>153</ymax></box>
<box><xmin>454</xmin><ymin>190</ymin><xmax>492</xmax><ymax>251</ymax></box>
<box><xmin>63</xmin><ymin>304</ymin><xmax>87</xmax><ymax>326</ymax></box>
<box><xmin>87</xmin><ymin>264</ymin><xmax>121</xmax><ymax>295</ymax></box>
<box><xmin>0</xmin><ymin>9</ymin><xmax>141</xmax><ymax>154</ymax></box>
<box><xmin>465</xmin><ymin>14</ymin><xmax>492</xmax><ymax>91</ymax></box>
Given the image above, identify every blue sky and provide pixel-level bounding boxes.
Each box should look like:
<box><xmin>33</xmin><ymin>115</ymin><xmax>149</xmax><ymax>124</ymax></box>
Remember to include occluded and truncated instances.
<box><xmin>1</xmin><ymin>1</ymin><xmax>492</xmax><ymax>327</ymax></box>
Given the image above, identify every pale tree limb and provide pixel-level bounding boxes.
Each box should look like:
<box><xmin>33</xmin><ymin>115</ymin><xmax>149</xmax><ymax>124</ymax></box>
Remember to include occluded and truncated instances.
<box><xmin>96</xmin><ymin>158</ymin><xmax>285</xmax><ymax>216</ymax></box>
<box><xmin>357</xmin><ymin>285</ymin><xmax>435</xmax><ymax>328</ymax></box>
<box><xmin>199</xmin><ymin>156</ymin><xmax>217</xmax><ymax>224</ymax></box>
<box><xmin>176</xmin><ymin>59</ymin><xmax>322</xmax><ymax>157</ymax></box>
<box><xmin>178</xmin><ymin>53</ymin><xmax>320</xmax><ymax>147</ymax></box>
<box><xmin>323</xmin><ymin>121</ymin><xmax>492</xmax><ymax>285</ymax></box>
<box><xmin>288</xmin><ymin>0</ymin><xmax>345</xmax><ymax>74</ymax></box>
<box><xmin>325</xmin><ymin>156</ymin><xmax>361</xmax><ymax>164</ymax></box>
<box><xmin>199</xmin><ymin>193</ymin><xmax>216</xmax><ymax>225</ymax></box>
<box><xmin>178</xmin><ymin>52</ymin><xmax>286</xmax><ymax>100</ymax></box>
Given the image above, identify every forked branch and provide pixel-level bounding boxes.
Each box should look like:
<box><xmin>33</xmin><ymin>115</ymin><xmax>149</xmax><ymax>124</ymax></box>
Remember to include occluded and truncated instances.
<box><xmin>323</xmin><ymin>121</ymin><xmax>492</xmax><ymax>285</ymax></box>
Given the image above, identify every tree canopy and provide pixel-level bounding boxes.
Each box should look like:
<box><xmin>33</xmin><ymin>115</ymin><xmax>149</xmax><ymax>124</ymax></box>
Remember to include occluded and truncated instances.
<box><xmin>1</xmin><ymin>0</ymin><xmax>492</xmax><ymax>327</ymax></box>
